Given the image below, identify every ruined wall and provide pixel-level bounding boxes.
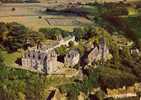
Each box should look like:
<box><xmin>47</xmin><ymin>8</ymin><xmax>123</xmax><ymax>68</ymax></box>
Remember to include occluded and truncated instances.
<box><xmin>22</xmin><ymin>36</ymin><xmax>76</xmax><ymax>74</ymax></box>
<box><xmin>64</xmin><ymin>50</ymin><xmax>80</xmax><ymax>67</ymax></box>
<box><xmin>22</xmin><ymin>49</ymin><xmax>58</xmax><ymax>74</ymax></box>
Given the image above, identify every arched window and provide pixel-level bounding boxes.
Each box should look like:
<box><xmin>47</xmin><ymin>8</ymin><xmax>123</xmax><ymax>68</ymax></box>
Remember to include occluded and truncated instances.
<box><xmin>38</xmin><ymin>55</ymin><xmax>41</xmax><ymax>60</ymax></box>
<box><xmin>33</xmin><ymin>54</ymin><xmax>35</xmax><ymax>59</ymax></box>
<box><xmin>28</xmin><ymin>54</ymin><xmax>30</xmax><ymax>58</ymax></box>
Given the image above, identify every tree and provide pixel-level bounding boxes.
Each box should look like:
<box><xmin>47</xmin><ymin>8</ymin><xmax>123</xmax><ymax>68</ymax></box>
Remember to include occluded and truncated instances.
<box><xmin>0</xmin><ymin>49</ymin><xmax>4</xmax><ymax>66</ymax></box>
<box><xmin>136</xmin><ymin>39</ymin><xmax>141</xmax><ymax>50</ymax></box>
<box><xmin>0</xmin><ymin>22</ymin><xmax>8</xmax><ymax>43</ymax></box>
<box><xmin>73</xmin><ymin>28</ymin><xmax>85</xmax><ymax>41</ymax></box>
<box><xmin>0</xmin><ymin>22</ymin><xmax>8</xmax><ymax>33</ymax></box>
<box><xmin>1</xmin><ymin>22</ymin><xmax>45</xmax><ymax>52</ymax></box>
<box><xmin>11</xmin><ymin>8</ymin><xmax>16</xmax><ymax>11</ymax></box>
<box><xmin>111</xmin><ymin>43</ymin><xmax>120</xmax><ymax>65</ymax></box>
<box><xmin>96</xmin><ymin>67</ymin><xmax>137</xmax><ymax>89</ymax></box>
<box><xmin>68</xmin><ymin>41</ymin><xmax>74</xmax><ymax>47</ymax></box>
<box><xmin>94</xmin><ymin>89</ymin><xmax>105</xmax><ymax>100</ymax></box>
<box><xmin>121</xmin><ymin>47</ymin><xmax>132</xmax><ymax>59</ymax></box>
<box><xmin>58</xmin><ymin>83</ymin><xmax>80</xmax><ymax>100</ymax></box>
<box><xmin>39</xmin><ymin>28</ymin><xmax>69</xmax><ymax>40</ymax></box>
<box><xmin>55</xmin><ymin>45</ymin><xmax>67</xmax><ymax>55</ymax></box>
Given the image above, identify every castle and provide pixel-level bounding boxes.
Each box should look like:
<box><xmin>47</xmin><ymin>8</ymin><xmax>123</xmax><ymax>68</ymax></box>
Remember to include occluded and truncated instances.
<box><xmin>21</xmin><ymin>36</ymin><xmax>111</xmax><ymax>74</ymax></box>
<box><xmin>21</xmin><ymin>36</ymin><xmax>77</xmax><ymax>74</ymax></box>
<box><xmin>22</xmin><ymin>45</ymin><xmax>59</xmax><ymax>74</ymax></box>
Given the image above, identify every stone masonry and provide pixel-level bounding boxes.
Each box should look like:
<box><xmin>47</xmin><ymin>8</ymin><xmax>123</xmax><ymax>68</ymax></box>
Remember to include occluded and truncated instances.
<box><xmin>22</xmin><ymin>36</ymin><xmax>76</xmax><ymax>74</ymax></box>
<box><xmin>64</xmin><ymin>49</ymin><xmax>80</xmax><ymax>67</ymax></box>
<box><xmin>22</xmin><ymin>46</ymin><xmax>59</xmax><ymax>74</ymax></box>
<box><xmin>88</xmin><ymin>37</ymin><xmax>110</xmax><ymax>64</ymax></box>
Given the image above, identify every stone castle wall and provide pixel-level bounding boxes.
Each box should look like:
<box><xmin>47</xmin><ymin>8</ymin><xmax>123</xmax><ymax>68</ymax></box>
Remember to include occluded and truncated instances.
<box><xmin>22</xmin><ymin>36</ymin><xmax>76</xmax><ymax>74</ymax></box>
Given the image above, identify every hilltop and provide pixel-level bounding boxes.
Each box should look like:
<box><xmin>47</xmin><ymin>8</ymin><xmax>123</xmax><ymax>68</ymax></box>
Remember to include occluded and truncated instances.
<box><xmin>0</xmin><ymin>0</ymin><xmax>141</xmax><ymax>100</ymax></box>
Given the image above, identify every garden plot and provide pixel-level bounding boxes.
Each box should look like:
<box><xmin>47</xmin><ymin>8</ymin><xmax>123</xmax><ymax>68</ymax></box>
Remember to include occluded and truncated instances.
<box><xmin>0</xmin><ymin>16</ymin><xmax>77</xmax><ymax>31</ymax></box>
<box><xmin>45</xmin><ymin>17</ymin><xmax>92</xmax><ymax>26</ymax></box>
<box><xmin>0</xmin><ymin>3</ymin><xmax>92</xmax><ymax>31</ymax></box>
<box><xmin>46</xmin><ymin>18</ymin><xmax>79</xmax><ymax>26</ymax></box>
<box><xmin>0</xmin><ymin>15</ymin><xmax>92</xmax><ymax>31</ymax></box>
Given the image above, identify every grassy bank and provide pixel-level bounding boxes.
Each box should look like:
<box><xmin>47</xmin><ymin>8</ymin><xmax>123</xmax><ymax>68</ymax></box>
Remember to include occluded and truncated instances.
<box><xmin>123</xmin><ymin>16</ymin><xmax>141</xmax><ymax>38</ymax></box>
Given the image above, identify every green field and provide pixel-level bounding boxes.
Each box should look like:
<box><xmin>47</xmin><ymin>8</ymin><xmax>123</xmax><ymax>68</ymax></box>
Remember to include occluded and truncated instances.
<box><xmin>123</xmin><ymin>16</ymin><xmax>141</xmax><ymax>38</ymax></box>
<box><xmin>0</xmin><ymin>49</ymin><xmax>22</xmax><ymax>67</ymax></box>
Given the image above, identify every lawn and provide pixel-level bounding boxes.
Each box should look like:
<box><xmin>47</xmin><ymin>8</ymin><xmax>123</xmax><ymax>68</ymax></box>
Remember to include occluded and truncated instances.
<box><xmin>0</xmin><ymin>49</ymin><xmax>22</xmax><ymax>67</ymax></box>
<box><xmin>123</xmin><ymin>16</ymin><xmax>141</xmax><ymax>38</ymax></box>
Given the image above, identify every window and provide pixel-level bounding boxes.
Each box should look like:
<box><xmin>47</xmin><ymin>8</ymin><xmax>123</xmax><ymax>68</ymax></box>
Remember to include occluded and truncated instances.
<box><xmin>33</xmin><ymin>54</ymin><xmax>35</xmax><ymax>58</ymax></box>
<box><xmin>28</xmin><ymin>54</ymin><xmax>30</xmax><ymax>57</ymax></box>
<box><xmin>38</xmin><ymin>55</ymin><xmax>41</xmax><ymax>60</ymax></box>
